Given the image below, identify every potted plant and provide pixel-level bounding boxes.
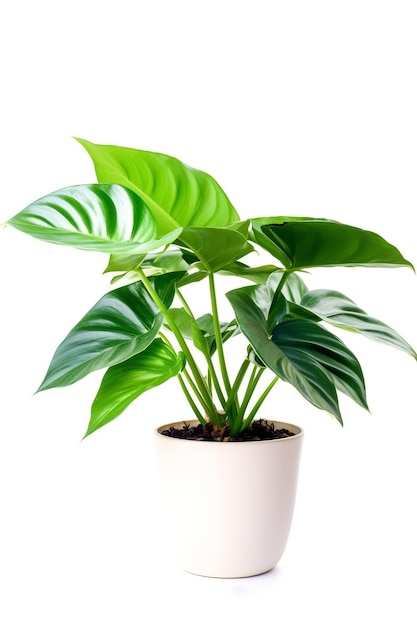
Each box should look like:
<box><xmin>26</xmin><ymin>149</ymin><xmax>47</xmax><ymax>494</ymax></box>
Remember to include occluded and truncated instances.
<box><xmin>4</xmin><ymin>139</ymin><xmax>416</xmax><ymax>578</ymax></box>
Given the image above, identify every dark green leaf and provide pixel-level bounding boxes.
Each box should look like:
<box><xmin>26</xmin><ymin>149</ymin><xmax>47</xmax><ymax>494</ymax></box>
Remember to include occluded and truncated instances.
<box><xmin>76</xmin><ymin>138</ymin><xmax>240</xmax><ymax>235</ymax></box>
<box><xmin>7</xmin><ymin>184</ymin><xmax>181</xmax><ymax>254</ymax></box>
<box><xmin>272</xmin><ymin>320</ymin><xmax>368</xmax><ymax>418</ymax></box>
<box><xmin>251</xmin><ymin>217</ymin><xmax>414</xmax><ymax>270</ymax></box>
<box><xmin>227</xmin><ymin>285</ymin><xmax>368</xmax><ymax>422</ymax></box>
<box><xmin>38</xmin><ymin>273</ymin><xmax>183</xmax><ymax>390</ymax></box>
<box><xmin>85</xmin><ymin>339</ymin><xmax>185</xmax><ymax>437</ymax></box>
<box><xmin>299</xmin><ymin>289</ymin><xmax>417</xmax><ymax>359</ymax></box>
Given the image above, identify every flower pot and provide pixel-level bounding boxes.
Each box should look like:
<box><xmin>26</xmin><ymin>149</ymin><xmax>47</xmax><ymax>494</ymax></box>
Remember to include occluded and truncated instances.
<box><xmin>155</xmin><ymin>419</ymin><xmax>304</xmax><ymax>578</ymax></box>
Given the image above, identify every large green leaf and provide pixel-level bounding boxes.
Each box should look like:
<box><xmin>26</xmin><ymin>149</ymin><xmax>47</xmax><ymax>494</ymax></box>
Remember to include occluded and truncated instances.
<box><xmin>7</xmin><ymin>184</ymin><xmax>181</xmax><ymax>254</ymax></box>
<box><xmin>38</xmin><ymin>273</ymin><xmax>183</xmax><ymax>390</ymax></box>
<box><xmin>271</xmin><ymin>319</ymin><xmax>368</xmax><ymax>420</ymax></box>
<box><xmin>227</xmin><ymin>285</ymin><xmax>368</xmax><ymax>423</ymax></box>
<box><xmin>85</xmin><ymin>339</ymin><xmax>185</xmax><ymax>437</ymax></box>
<box><xmin>76</xmin><ymin>138</ymin><xmax>240</xmax><ymax>235</ymax></box>
<box><xmin>251</xmin><ymin>217</ymin><xmax>414</xmax><ymax>270</ymax></box>
<box><xmin>298</xmin><ymin>289</ymin><xmax>417</xmax><ymax>359</ymax></box>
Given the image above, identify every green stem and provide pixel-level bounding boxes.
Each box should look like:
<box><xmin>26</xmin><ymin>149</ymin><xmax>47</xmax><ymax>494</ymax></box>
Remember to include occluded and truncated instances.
<box><xmin>275</xmin><ymin>271</ymin><xmax>290</xmax><ymax>295</ymax></box>
<box><xmin>159</xmin><ymin>332</ymin><xmax>208</xmax><ymax>426</ymax></box>
<box><xmin>225</xmin><ymin>358</ymin><xmax>250</xmax><ymax>415</ymax></box>
<box><xmin>182</xmin><ymin>369</ymin><xmax>214</xmax><ymax>420</ymax></box>
<box><xmin>137</xmin><ymin>268</ymin><xmax>217</xmax><ymax>421</ymax></box>
<box><xmin>175</xmin><ymin>287</ymin><xmax>226</xmax><ymax>409</ymax></box>
<box><xmin>208</xmin><ymin>272</ymin><xmax>231</xmax><ymax>394</ymax></box>
<box><xmin>178</xmin><ymin>373</ymin><xmax>207</xmax><ymax>425</ymax></box>
<box><xmin>241</xmin><ymin>376</ymin><xmax>279</xmax><ymax>431</ymax></box>
<box><xmin>230</xmin><ymin>366</ymin><xmax>264</xmax><ymax>436</ymax></box>
<box><xmin>268</xmin><ymin>271</ymin><xmax>290</xmax><ymax>321</ymax></box>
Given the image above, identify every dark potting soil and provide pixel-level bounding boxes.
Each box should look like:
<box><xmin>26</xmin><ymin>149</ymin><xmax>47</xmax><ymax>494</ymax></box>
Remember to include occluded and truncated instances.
<box><xmin>160</xmin><ymin>419</ymin><xmax>296</xmax><ymax>442</ymax></box>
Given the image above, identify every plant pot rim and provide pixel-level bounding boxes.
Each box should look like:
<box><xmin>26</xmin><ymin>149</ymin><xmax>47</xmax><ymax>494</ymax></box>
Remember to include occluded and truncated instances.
<box><xmin>156</xmin><ymin>418</ymin><xmax>304</xmax><ymax>444</ymax></box>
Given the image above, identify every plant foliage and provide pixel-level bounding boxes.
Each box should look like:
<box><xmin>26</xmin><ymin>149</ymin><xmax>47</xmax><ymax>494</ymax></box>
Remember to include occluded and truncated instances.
<box><xmin>6</xmin><ymin>140</ymin><xmax>416</xmax><ymax>437</ymax></box>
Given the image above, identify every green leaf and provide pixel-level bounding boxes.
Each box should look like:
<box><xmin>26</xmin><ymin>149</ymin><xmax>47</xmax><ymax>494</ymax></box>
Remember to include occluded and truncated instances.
<box><xmin>280</xmin><ymin>272</ymin><xmax>309</xmax><ymax>303</ymax></box>
<box><xmin>85</xmin><ymin>339</ymin><xmax>185</xmax><ymax>437</ymax></box>
<box><xmin>299</xmin><ymin>289</ymin><xmax>417</xmax><ymax>359</ymax></box>
<box><xmin>143</xmin><ymin>250</ymin><xmax>192</xmax><ymax>274</ymax></box>
<box><xmin>105</xmin><ymin>247</ymin><xmax>193</xmax><ymax>276</ymax></box>
<box><xmin>76</xmin><ymin>138</ymin><xmax>240</xmax><ymax>235</ymax></box>
<box><xmin>105</xmin><ymin>249</ymin><xmax>192</xmax><ymax>286</ymax></box>
<box><xmin>7</xmin><ymin>184</ymin><xmax>181</xmax><ymax>254</ymax></box>
<box><xmin>179</xmin><ymin>224</ymin><xmax>253</xmax><ymax>271</ymax></box>
<box><xmin>227</xmin><ymin>285</ymin><xmax>368</xmax><ymax>423</ymax></box>
<box><xmin>104</xmin><ymin>253</ymin><xmax>147</xmax><ymax>274</ymax></box>
<box><xmin>251</xmin><ymin>217</ymin><xmax>414</xmax><ymax>270</ymax></box>
<box><xmin>271</xmin><ymin>319</ymin><xmax>368</xmax><ymax>419</ymax></box>
<box><xmin>219</xmin><ymin>262</ymin><xmax>280</xmax><ymax>284</ymax></box>
<box><xmin>38</xmin><ymin>273</ymin><xmax>183</xmax><ymax>390</ymax></box>
<box><xmin>168</xmin><ymin>309</ymin><xmax>239</xmax><ymax>355</ymax></box>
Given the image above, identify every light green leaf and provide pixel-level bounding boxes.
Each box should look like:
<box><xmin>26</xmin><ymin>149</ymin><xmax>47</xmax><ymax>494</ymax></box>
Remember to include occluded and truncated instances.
<box><xmin>219</xmin><ymin>262</ymin><xmax>280</xmax><ymax>284</ymax></box>
<box><xmin>105</xmin><ymin>247</ymin><xmax>193</xmax><ymax>275</ymax></box>
<box><xmin>179</xmin><ymin>224</ymin><xmax>253</xmax><ymax>271</ymax></box>
<box><xmin>7</xmin><ymin>184</ymin><xmax>181</xmax><ymax>254</ymax></box>
<box><xmin>105</xmin><ymin>249</ymin><xmax>192</xmax><ymax>285</ymax></box>
<box><xmin>38</xmin><ymin>273</ymin><xmax>183</xmax><ymax>390</ymax></box>
<box><xmin>299</xmin><ymin>289</ymin><xmax>417</xmax><ymax>359</ymax></box>
<box><xmin>76</xmin><ymin>138</ymin><xmax>240</xmax><ymax>235</ymax></box>
<box><xmin>168</xmin><ymin>309</ymin><xmax>239</xmax><ymax>355</ymax></box>
<box><xmin>85</xmin><ymin>339</ymin><xmax>185</xmax><ymax>437</ymax></box>
<box><xmin>251</xmin><ymin>217</ymin><xmax>414</xmax><ymax>270</ymax></box>
<box><xmin>105</xmin><ymin>253</ymin><xmax>147</xmax><ymax>274</ymax></box>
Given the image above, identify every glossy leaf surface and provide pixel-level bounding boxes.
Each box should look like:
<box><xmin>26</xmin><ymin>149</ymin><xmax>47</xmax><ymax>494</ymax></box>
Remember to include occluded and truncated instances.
<box><xmin>76</xmin><ymin>138</ymin><xmax>240</xmax><ymax>235</ymax></box>
<box><xmin>299</xmin><ymin>289</ymin><xmax>417</xmax><ymax>358</ymax></box>
<box><xmin>86</xmin><ymin>339</ymin><xmax>184</xmax><ymax>437</ymax></box>
<box><xmin>8</xmin><ymin>184</ymin><xmax>181</xmax><ymax>254</ymax></box>
<box><xmin>38</xmin><ymin>273</ymin><xmax>182</xmax><ymax>390</ymax></box>
<box><xmin>251</xmin><ymin>217</ymin><xmax>414</xmax><ymax>270</ymax></box>
<box><xmin>227</xmin><ymin>285</ymin><xmax>368</xmax><ymax>422</ymax></box>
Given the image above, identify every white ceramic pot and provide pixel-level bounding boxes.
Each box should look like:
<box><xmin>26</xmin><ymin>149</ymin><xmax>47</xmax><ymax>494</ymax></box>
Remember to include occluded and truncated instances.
<box><xmin>155</xmin><ymin>419</ymin><xmax>303</xmax><ymax>578</ymax></box>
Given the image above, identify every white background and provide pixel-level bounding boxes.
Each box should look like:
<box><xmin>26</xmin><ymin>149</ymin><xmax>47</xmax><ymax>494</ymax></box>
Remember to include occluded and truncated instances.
<box><xmin>1</xmin><ymin>1</ymin><xmax>416</xmax><ymax>624</ymax></box>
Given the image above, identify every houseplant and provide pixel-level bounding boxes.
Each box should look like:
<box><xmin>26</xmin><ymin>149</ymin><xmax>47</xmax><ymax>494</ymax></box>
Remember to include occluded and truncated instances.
<box><xmin>4</xmin><ymin>139</ymin><xmax>416</xmax><ymax>577</ymax></box>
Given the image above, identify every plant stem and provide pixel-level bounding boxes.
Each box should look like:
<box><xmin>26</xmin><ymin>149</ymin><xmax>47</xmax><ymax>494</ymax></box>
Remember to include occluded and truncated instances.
<box><xmin>159</xmin><ymin>331</ymin><xmax>207</xmax><ymax>426</ymax></box>
<box><xmin>230</xmin><ymin>365</ymin><xmax>264</xmax><ymax>436</ymax></box>
<box><xmin>175</xmin><ymin>286</ymin><xmax>226</xmax><ymax>409</ymax></box>
<box><xmin>268</xmin><ymin>271</ymin><xmax>290</xmax><ymax>321</ymax></box>
<box><xmin>137</xmin><ymin>268</ymin><xmax>218</xmax><ymax>421</ymax></box>
<box><xmin>225</xmin><ymin>358</ymin><xmax>250</xmax><ymax>415</ymax></box>
<box><xmin>208</xmin><ymin>272</ymin><xmax>231</xmax><ymax>394</ymax></box>
<box><xmin>182</xmin><ymin>369</ymin><xmax>217</xmax><ymax>421</ymax></box>
<box><xmin>178</xmin><ymin>373</ymin><xmax>208</xmax><ymax>425</ymax></box>
<box><xmin>241</xmin><ymin>376</ymin><xmax>279</xmax><ymax>431</ymax></box>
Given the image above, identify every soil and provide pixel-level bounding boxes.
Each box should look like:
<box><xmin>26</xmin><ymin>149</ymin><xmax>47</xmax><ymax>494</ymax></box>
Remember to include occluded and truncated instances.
<box><xmin>160</xmin><ymin>419</ymin><xmax>296</xmax><ymax>442</ymax></box>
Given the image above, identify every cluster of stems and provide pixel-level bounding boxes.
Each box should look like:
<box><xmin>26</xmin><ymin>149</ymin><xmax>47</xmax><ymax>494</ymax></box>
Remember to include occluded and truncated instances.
<box><xmin>137</xmin><ymin>268</ymin><xmax>279</xmax><ymax>436</ymax></box>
